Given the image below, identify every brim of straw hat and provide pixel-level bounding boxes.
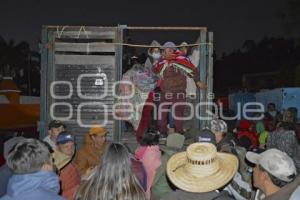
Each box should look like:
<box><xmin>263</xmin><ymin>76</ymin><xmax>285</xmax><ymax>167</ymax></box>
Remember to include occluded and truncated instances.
<box><xmin>167</xmin><ymin>151</ymin><xmax>238</xmax><ymax>193</ymax></box>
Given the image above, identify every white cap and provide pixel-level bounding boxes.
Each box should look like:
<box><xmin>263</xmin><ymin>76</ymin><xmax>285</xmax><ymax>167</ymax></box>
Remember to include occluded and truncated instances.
<box><xmin>246</xmin><ymin>149</ymin><xmax>297</xmax><ymax>182</ymax></box>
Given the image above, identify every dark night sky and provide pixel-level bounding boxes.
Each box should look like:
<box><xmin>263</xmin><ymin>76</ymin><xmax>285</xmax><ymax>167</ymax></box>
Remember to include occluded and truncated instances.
<box><xmin>0</xmin><ymin>0</ymin><xmax>295</xmax><ymax>54</ymax></box>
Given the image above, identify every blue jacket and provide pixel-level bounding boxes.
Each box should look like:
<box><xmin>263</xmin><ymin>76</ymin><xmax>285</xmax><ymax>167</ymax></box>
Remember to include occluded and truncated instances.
<box><xmin>0</xmin><ymin>171</ymin><xmax>64</xmax><ymax>200</ymax></box>
<box><xmin>0</xmin><ymin>165</ymin><xmax>13</xmax><ymax>197</ymax></box>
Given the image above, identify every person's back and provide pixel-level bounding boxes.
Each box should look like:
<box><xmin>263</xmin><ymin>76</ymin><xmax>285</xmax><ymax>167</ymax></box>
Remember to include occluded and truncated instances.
<box><xmin>161</xmin><ymin>143</ymin><xmax>238</xmax><ymax>200</ymax></box>
<box><xmin>135</xmin><ymin>131</ymin><xmax>161</xmax><ymax>199</ymax></box>
<box><xmin>75</xmin><ymin>143</ymin><xmax>146</xmax><ymax>200</ymax></box>
<box><xmin>60</xmin><ymin>162</ymin><xmax>80</xmax><ymax>200</ymax></box>
<box><xmin>74</xmin><ymin>126</ymin><xmax>107</xmax><ymax>176</ymax></box>
<box><xmin>1</xmin><ymin>171</ymin><xmax>64</xmax><ymax>200</ymax></box>
<box><xmin>0</xmin><ymin>138</ymin><xmax>64</xmax><ymax>200</ymax></box>
<box><xmin>152</xmin><ymin>133</ymin><xmax>186</xmax><ymax>200</ymax></box>
<box><xmin>0</xmin><ymin>137</ymin><xmax>25</xmax><ymax>198</ymax></box>
<box><xmin>151</xmin><ymin>148</ymin><xmax>176</xmax><ymax>199</ymax></box>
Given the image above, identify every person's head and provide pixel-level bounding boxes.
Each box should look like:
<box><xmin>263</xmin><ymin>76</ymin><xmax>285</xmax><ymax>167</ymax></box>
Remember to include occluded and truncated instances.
<box><xmin>210</xmin><ymin>119</ymin><xmax>228</xmax><ymax>143</ymax></box>
<box><xmin>283</xmin><ymin>108</ymin><xmax>296</xmax><ymax>123</ymax></box>
<box><xmin>6</xmin><ymin>139</ymin><xmax>53</xmax><ymax>174</ymax></box>
<box><xmin>150</xmin><ymin>47</ymin><xmax>161</xmax><ymax>60</ymax></box>
<box><xmin>237</xmin><ymin>136</ymin><xmax>252</xmax><ymax>150</ymax></box>
<box><xmin>165</xmin><ymin>133</ymin><xmax>185</xmax><ymax>150</ymax></box>
<box><xmin>76</xmin><ymin>143</ymin><xmax>146</xmax><ymax>200</ymax></box>
<box><xmin>196</xmin><ymin>129</ymin><xmax>216</xmax><ymax>145</ymax></box>
<box><xmin>148</xmin><ymin>40</ymin><xmax>161</xmax><ymax>61</ymax></box>
<box><xmin>56</xmin><ymin>131</ymin><xmax>75</xmax><ymax>157</ymax></box>
<box><xmin>180</xmin><ymin>42</ymin><xmax>188</xmax><ymax>55</ymax></box>
<box><xmin>277</xmin><ymin>121</ymin><xmax>296</xmax><ymax>131</ymax></box>
<box><xmin>141</xmin><ymin>130</ymin><xmax>159</xmax><ymax>146</ymax></box>
<box><xmin>166</xmin><ymin>143</ymin><xmax>238</xmax><ymax>193</ymax></box>
<box><xmin>89</xmin><ymin>125</ymin><xmax>108</xmax><ymax>147</ymax></box>
<box><xmin>246</xmin><ymin>149</ymin><xmax>297</xmax><ymax>196</ymax></box>
<box><xmin>48</xmin><ymin>120</ymin><xmax>66</xmax><ymax>142</ymax></box>
<box><xmin>239</xmin><ymin>119</ymin><xmax>252</xmax><ymax>131</ymax></box>
<box><xmin>162</xmin><ymin>41</ymin><xmax>176</xmax><ymax>57</ymax></box>
<box><xmin>4</xmin><ymin>136</ymin><xmax>25</xmax><ymax>160</ymax></box>
<box><xmin>267</xmin><ymin>103</ymin><xmax>276</xmax><ymax>112</ymax></box>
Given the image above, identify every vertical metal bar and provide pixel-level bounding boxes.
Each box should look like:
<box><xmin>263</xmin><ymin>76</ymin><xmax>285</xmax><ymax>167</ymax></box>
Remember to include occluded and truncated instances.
<box><xmin>114</xmin><ymin>25</ymin><xmax>125</xmax><ymax>142</ymax></box>
<box><xmin>207</xmin><ymin>32</ymin><xmax>214</xmax><ymax>126</ymax></box>
<box><xmin>198</xmin><ymin>31</ymin><xmax>207</xmax><ymax>129</ymax></box>
<box><xmin>44</xmin><ymin>31</ymin><xmax>55</xmax><ymax>139</ymax></box>
<box><xmin>39</xmin><ymin>26</ymin><xmax>48</xmax><ymax>139</ymax></box>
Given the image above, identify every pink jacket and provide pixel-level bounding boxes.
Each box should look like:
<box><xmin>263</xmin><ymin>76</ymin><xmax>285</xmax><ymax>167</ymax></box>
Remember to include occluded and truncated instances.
<box><xmin>135</xmin><ymin>145</ymin><xmax>161</xmax><ymax>199</ymax></box>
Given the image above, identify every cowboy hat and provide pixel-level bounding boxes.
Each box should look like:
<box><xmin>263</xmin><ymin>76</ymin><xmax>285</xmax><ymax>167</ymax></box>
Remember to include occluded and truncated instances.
<box><xmin>167</xmin><ymin>142</ymin><xmax>238</xmax><ymax>193</ymax></box>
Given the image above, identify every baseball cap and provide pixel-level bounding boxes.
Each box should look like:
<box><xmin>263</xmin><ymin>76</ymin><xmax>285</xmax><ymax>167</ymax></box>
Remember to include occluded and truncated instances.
<box><xmin>56</xmin><ymin>131</ymin><xmax>74</xmax><ymax>145</ymax></box>
<box><xmin>197</xmin><ymin>129</ymin><xmax>216</xmax><ymax>144</ymax></box>
<box><xmin>210</xmin><ymin>119</ymin><xmax>228</xmax><ymax>133</ymax></box>
<box><xmin>162</xmin><ymin>41</ymin><xmax>176</xmax><ymax>50</ymax></box>
<box><xmin>48</xmin><ymin>120</ymin><xmax>66</xmax><ymax>130</ymax></box>
<box><xmin>246</xmin><ymin>148</ymin><xmax>297</xmax><ymax>182</ymax></box>
<box><xmin>89</xmin><ymin>125</ymin><xmax>108</xmax><ymax>136</ymax></box>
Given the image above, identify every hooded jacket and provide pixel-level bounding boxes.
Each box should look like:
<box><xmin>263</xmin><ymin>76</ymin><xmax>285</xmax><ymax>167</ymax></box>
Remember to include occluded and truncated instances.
<box><xmin>237</xmin><ymin>120</ymin><xmax>258</xmax><ymax>149</ymax></box>
<box><xmin>74</xmin><ymin>134</ymin><xmax>107</xmax><ymax>176</ymax></box>
<box><xmin>144</xmin><ymin>40</ymin><xmax>161</xmax><ymax>70</ymax></box>
<box><xmin>0</xmin><ymin>171</ymin><xmax>64</xmax><ymax>200</ymax></box>
<box><xmin>0</xmin><ymin>165</ymin><xmax>12</xmax><ymax>198</ymax></box>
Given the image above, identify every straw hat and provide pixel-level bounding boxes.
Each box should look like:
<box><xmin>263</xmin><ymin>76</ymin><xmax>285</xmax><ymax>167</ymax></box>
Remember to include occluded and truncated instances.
<box><xmin>167</xmin><ymin>143</ymin><xmax>238</xmax><ymax>193</ymax></box>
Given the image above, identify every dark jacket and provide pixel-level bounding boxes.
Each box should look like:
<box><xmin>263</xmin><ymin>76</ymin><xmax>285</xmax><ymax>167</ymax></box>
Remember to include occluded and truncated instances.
<box><xmin>1</xmin><ymin>171</ymin><xmax>64</xmax><ymax>200</ymax></box>
<box><xmin>161</xmin><ymin>189</ymin><xmax>234</xmax><ymax>200</ymax></box>
<box><xmin>217</xmin><ymin>135</ymin><xmax>235</xmax><ymax>153</ymax></box>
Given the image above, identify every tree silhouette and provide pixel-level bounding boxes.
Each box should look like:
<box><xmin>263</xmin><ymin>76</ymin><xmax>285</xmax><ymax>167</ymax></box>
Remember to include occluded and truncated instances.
<box><xmin>0</xmin><ymin>36</ymin><xmax>31</xmax><ymax>77</ymax></box>
<box><xmin>0</xmin><ymin>36</ymin><xmax>40</xmax><ymax>95</ymax></box>
<box><xmin>214</xmin><ymin>37</ymin><xmax>300</xmax><ymax>95</ymax></box>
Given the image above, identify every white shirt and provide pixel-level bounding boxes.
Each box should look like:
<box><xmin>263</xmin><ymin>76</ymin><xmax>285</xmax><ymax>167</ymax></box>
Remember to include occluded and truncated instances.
<box><xmin>43</xmin><ymin>135</ymin><xmax>56</xmax><ymax>150</ymax></box>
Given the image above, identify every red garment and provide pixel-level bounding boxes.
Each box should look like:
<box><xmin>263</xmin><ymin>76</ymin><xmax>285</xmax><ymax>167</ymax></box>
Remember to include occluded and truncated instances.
<box><xmin>238</xmin><ymin>120</ymin><xmax>258</xmax><ymax>149</ymax></box>
<box><xmin>239</xmin><ymin>119</ymin><xmax>252</xmax><ymax>130</ymax></box>
<box><xmin>158</xmin><ymin>92</ymin><xmax>186</xmax><ymax>134</ymax></box>
<box><xmin>136</xmin><ymin>91</ymin><xmax>154</xmax><ymax>143</ymax></box>
<box><xmin>153</xmin><ymin>53</ymin><xmax>200</xmax><ymax>94</ymax></box>
<box><xmin>60</xmin><ymin>162</ymin><xmax>81</xmax><ymax>200</ymax></box>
